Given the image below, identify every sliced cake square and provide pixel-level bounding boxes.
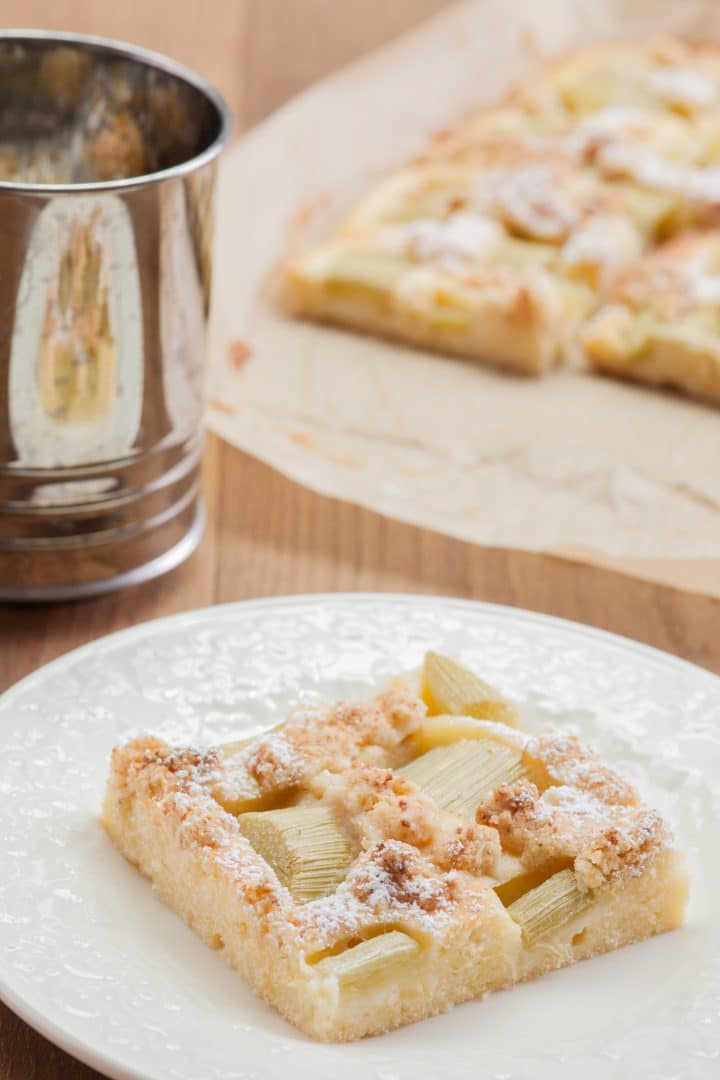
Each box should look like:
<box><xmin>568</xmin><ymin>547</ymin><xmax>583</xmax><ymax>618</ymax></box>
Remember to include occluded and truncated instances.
<box><xmin>281</xmin><ymin>159</ymin><xmax>646</xmax><ymax>372</ymax></box>
<box><xmin>583</xmin><ymin>229</ymin><xmax>720</xmax><ymax>403</ymax></box>
<box><xmin>281</xmin><ymin>37</ymin><xmax>720</xmax><ymax>385</ymax></box>
<box><xmin>103</xmin><ymin>651</ymin><xmax>689</xmax><ymax>1041</ymax></box>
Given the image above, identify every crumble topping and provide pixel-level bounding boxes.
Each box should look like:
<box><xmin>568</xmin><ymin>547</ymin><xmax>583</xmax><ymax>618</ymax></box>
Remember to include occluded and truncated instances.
<box><xmin>244</xmin><ymin>730</ymin><xmax>302</xmax><ymax>788</ymax></box>
<box><xmin>482</xmin><ymin>163</ymin><xmax>582</xmax><ymax>241</ymax></box>
<box><xmin>565</xmin><ymin>107</ymin><xmax>662</xmax><ymax>162</ymax></box>
<box><xmin>613</xmin><ymin>148</ymin><xmax>720</xmax><ymax>206</ymax></box>
<box><xmin>400</xmin><ymin>212</ymin><xmax>503</xmax><ymax>268</ymax></box>
<box><xmin>312</xmin><ymin>763</ymin><xmax>501</xmax><ymax>875</ymax></box>
<box><xmin>606</xmin><ymin>232</ymin><xmax>720</xmax><ymax>317</ymax></box>
<box><xmin>296</xmin><ymin>840</ymin><xmax>495</xmax><ymax>950</ymax></box>
<box><xmin>215</xmin><ymin>687</ymin><xmax>426</xmax><ymax>805</ymax></box>
<box><xmin>350</xmin><ymin>840</ymin><xmax>457</xmax><ymax>912</ymax></box>
<box><xmin>649</xmin><ymin>67</ymin><xmax>717</xmax><ymax>111</ymax></box>
<box><xmin>476</xmin><ymin>779</ymin><xmax>668</xmax><ymax>889</ymax></box>
<box><xmin>528</xmin><ymin>732</ymin><xmax>639</xmax><ymax>806</ymax></box>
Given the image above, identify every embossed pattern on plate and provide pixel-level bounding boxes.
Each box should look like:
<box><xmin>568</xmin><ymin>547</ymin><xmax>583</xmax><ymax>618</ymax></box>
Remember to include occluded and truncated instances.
<box><xmin>0</xmin><ymin>595</ymin><xmax>718</xmax><ymax>1080</ymax></box>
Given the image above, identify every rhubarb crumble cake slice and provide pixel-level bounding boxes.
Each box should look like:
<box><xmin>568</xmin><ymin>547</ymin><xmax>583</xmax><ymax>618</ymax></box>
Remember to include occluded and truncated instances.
<box><xmin>103</xmin><ymin>651</ymin><xmax>689</xmax><ymax>1042</ymax></box>
<box><xmin>583</xmin><ymin>229</ymin><xmax>720</xmax><ymax>404</ymax></box>
<box><xmin>281</xmin><ymin>158</ymin><xmax>647</xmax><ymax>373</ymax></box>
<box><xmin>281</xmin><ymin>36</ymin><xmax>720</xmax><ymax>381</ymax></box>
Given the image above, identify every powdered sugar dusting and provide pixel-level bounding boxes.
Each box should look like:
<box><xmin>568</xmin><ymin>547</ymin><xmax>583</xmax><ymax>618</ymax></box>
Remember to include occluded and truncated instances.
<box><xmin>692</xmin><ymin>273</ymin><xmax>720</xmax><ymax>305</ymax></box>
<box><xmin>401</xmin><ymin>212</ymin><xmax>503</xmax><ymax>268</ymax></box>
<box><xmin>649</xmin><ymin>67</ymin><xmax>717</xmax><ymax>110</ymax></box>
<box><xmin>529</xmin><ymin>731</ymin><xmax>638</xmax><ymax>805</ymax></box>
<box><xmin>245</xmin><ymin>731</ymin><xmax>299</xmax><ymax>783</ymax></box>
<box><xmin>561</xmin><ymin>214</ymin><xmax>643</xmax><ymax>288</ymax></box>
<box><xmin>484</xmin><ymin>164</ymin><xmax>580</xmax><ymax>240</ymax></box>
<box><xmin>594</xmin><ymin>142</ymin><xmax>720</xmax><ymax>206</ymax></box>
<box><xmin>565</xmin><ymin>107</ymin><xmax>656</xmax><ymax>159</ymax></box>
<box><xmin>212</xmin><ymin>688</ymin><xmax>426</xmax><ymax>807</ymax></box>
<box><xmin>685</xmin><ymin>166</ymin><xmax>720</xmax><ymax>204</ymax></box>
<box><xmin>298</xmin><ymin>841</ymin><xmax>479</xmax><ymax>946</ymax></box>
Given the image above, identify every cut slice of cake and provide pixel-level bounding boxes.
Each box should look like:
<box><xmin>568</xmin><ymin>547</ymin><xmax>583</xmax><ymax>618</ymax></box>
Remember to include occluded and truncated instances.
<box><xmin>103</xmin><ymin>651</ymin><xmax>688</xmax><ymax>1042</ymax></box>
<box><xmin>281</xmin><ymin>159</ymin><xmax>646</xmax><ymax>373</ymax></box>
<box><xmin>583</xmin><ymin>229</ymin><xmax>720</xmax><ymax>403</ymax></box>
<box><xmin>281</xmin><ymin>232</ymin><xmax>592</xmax><ymax>374</ymax></box>
<box><xmin>280</xmin><ymin>37</ymin><xmax>720</xmax><ymax>390</ymax></box>
<box><xmin>523</xmin><ymin>38</ymin><xmax>720</xmax><ymax>119</ymax></box>
<box><xmin>279</xmin><ymin>37</ymin><xmax>720</xmax><ymax>394</ymax></box>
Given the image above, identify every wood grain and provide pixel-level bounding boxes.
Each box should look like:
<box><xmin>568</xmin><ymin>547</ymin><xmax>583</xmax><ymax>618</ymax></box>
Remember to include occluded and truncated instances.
<box><xmin>1</xmin><ymin>2</ymin><xmax>718</xmax><ymax>1077</ymax></box>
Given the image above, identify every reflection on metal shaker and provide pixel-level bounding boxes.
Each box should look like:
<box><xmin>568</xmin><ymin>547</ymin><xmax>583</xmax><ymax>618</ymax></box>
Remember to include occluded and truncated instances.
<box><xmin>0</xmin><ymin>31</ymin><xmax>231</xmax><ymax>599</ymax></box>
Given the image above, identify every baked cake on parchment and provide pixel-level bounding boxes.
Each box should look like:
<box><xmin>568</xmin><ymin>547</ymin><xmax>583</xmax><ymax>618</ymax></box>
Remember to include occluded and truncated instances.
<box><xmin>281</xmin><ymin>37</ymin><xmax>720</xmax><ymax>403</ymax></box>
<box><xmin>103</xmin><ymin>652</ymin><xmax>688</xmax><ymax>1041</ymax></box>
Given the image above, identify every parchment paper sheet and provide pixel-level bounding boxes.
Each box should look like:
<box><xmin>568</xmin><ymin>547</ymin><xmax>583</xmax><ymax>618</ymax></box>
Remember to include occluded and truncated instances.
<box><xmin>207</xmin><ymin>0</ymin><xmax>720</xmax><ymax>598</ymax></box>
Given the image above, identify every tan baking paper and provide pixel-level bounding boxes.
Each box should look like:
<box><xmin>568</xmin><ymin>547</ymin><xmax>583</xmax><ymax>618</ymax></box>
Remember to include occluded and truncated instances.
<box><xmin>207</xmin><ymin>0</ymin><xmax>720</xmax><ymax>598</ymax></box>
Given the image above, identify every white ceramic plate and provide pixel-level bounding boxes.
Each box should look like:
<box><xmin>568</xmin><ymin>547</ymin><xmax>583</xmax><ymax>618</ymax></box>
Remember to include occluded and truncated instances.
<box><xmin>1</xmin><ymin>595</ymin><xmax>718</xmax><ymax>1080</ymax></box>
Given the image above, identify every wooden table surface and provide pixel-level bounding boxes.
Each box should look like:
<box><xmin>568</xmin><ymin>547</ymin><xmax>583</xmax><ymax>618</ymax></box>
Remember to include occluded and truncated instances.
<box><xmin>1</xmin><ymin>2</ymin><xmax>719</xmax><ymax>1077</ymax></box>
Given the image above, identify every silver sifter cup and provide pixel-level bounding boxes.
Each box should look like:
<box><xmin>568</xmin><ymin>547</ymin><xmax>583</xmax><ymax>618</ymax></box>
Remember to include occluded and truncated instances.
<box><xmin>0</xmin><ymin>31</ymin><xmax>232</xmax><ymax>600</ymax></box>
